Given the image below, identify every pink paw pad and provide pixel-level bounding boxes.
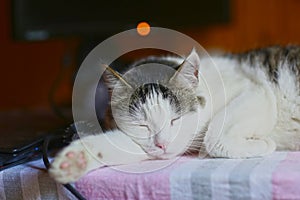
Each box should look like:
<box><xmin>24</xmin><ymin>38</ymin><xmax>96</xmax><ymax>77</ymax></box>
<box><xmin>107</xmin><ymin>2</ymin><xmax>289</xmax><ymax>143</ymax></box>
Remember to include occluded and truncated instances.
<box><xmin>78</xmin><ymin>160</ymin><xmax>87</xmax><ymax>168</ymax></box>
<box><xmin>58</xmin><ymin>150</ymin><xmax>88</xmax><ymax>174</ymax></box>
<box><xmin>60</xmin><ymin>161</ymin><xmax>70</xmax><ymax>169</ymax></box>
<box><xmin>77</xmin><ymin>152</ymin><xmax>87</xmax><ymax>168</ymax></box>
<box><xmin>66</xmin><ymin>152</ymin><xmax>75</xmax><ymax>158</ymax></box>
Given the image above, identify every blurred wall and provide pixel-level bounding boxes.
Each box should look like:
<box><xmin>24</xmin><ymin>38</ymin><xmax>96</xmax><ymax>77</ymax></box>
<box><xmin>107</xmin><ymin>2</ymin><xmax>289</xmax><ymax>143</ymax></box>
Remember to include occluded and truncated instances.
<box><xmin>188</xmin><ymin>0</ymin><xmax>300</xmax><ymax>52</ymax></box>
<box><xmin>0</xmin><ymin>0</ymin><xmax>78</xmax><ymax>110</ymax></box>
<box><xmin>1</xmin><ymin>0</ymin><xmax>300</xmax><ymax>109</ymax></box>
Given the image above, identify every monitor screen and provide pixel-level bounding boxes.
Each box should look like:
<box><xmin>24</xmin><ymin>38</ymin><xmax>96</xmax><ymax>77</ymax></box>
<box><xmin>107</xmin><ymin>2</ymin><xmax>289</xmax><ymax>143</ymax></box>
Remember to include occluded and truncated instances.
<box><xmin>11</xmin><ymin>0</ymin><xmax>230</xmax><ymax>41</ymax></box>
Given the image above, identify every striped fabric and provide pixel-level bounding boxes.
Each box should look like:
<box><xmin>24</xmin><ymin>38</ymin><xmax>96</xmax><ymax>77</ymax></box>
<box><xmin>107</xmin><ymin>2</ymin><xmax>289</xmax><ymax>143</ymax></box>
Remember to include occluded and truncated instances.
<box><xmin>76</xmin><ymin>152</ymin><xmax>300</xmax><ymax>200</ymax></box>
<box><xmin>1</xmin><ymin>152</ymin><xmax>300</xmax><ymax>200</ymax></box>
<box><xmin>169</xmin><ymin>153</ymin><xmax>287</xmax><ymax>200</ymax></box>
<box><xmin>0</xmin><ymin>160</ymin><xmax>76</xmax><ymax>200</ymax></box>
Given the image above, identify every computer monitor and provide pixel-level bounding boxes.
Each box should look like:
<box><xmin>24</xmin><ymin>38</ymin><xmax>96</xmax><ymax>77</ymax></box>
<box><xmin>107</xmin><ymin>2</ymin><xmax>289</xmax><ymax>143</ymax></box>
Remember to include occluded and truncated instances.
<box><xmin>11</xmin><ymin>0</ymin><xmax>230</xmax><ymax>41</ymax></box>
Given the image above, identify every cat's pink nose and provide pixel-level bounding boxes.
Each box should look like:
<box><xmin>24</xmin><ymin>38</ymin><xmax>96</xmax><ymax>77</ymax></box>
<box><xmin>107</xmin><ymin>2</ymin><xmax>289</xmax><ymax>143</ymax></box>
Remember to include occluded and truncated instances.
<box><xmin>155</xmin><ymin>143</ymin><xmax>166</xmax><ymax>151</ymax></box>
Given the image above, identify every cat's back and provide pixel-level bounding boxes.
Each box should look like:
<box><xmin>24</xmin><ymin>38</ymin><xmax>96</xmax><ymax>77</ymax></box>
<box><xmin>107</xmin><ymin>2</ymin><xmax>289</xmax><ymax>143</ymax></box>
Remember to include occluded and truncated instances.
<box><xmin>228</xmin><ymin>46</ymin><xmax>300</xmax><ymax>150</ymax></box>
<box><xmin>233</xmin><ymin>45</ymin><xmax>300</xmax><ymax>84</ymax></box>
<box><xmin>229</xmin><ymin>45</ymin><xmax>300</xmax><ymax>102</ymax></box>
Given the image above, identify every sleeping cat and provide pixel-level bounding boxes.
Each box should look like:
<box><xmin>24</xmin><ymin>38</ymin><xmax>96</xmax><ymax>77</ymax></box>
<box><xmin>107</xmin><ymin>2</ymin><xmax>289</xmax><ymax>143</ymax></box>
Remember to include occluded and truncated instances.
<box><xmin>50</xmin><ymin>45</ymin><xmax>300</xmax><ymax>183</ymax></box>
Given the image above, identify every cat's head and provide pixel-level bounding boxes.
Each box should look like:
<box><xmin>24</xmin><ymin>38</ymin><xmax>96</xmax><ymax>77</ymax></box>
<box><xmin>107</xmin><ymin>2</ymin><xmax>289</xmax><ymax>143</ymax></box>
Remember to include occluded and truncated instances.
<box><xmin>103</xmin><ymin>49</ymin><xmax>203</xmax><ymax>159</ymax></box>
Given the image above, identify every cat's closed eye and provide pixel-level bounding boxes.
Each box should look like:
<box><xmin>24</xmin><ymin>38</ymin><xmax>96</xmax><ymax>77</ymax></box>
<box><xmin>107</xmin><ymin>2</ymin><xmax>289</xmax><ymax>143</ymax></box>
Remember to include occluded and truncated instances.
<box><xmin>139</xmin><ymin>124</ymin><xmax>150</xmax><ymax>131</ymax></box>
<box><xmin>171</xmin><ymin>117</ymin><xmax>181</xmax><ymax>126</ymax></box>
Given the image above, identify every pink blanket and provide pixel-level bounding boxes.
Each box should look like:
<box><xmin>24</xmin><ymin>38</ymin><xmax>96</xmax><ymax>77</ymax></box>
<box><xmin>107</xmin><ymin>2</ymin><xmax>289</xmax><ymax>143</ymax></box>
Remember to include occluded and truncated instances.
<box><xmin>1</xmin><ymin>152</ymin><xmax>299</xmax><ymax>199</ymax></box>
<box><xmin>75</xmin><ymin>152</ymin><xmax>300</xmax><ymax>200</ymax></box>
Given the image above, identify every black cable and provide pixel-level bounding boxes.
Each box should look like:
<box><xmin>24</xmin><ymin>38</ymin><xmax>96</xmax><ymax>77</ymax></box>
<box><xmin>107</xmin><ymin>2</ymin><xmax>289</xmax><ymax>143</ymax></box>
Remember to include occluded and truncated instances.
<box><xmin>0</xmin><ymin>156</ymin><xmax>34</xmax><ymax>171</ymax></box>
<box><xmin>42</xmin><ymin>136</ymin><xmax>86</xmax><ymax>200</ymax></box>
<box><xmin>42</xmin><ymin>136</ymin><xmax>52</xmax><ymax>169</ymax></box>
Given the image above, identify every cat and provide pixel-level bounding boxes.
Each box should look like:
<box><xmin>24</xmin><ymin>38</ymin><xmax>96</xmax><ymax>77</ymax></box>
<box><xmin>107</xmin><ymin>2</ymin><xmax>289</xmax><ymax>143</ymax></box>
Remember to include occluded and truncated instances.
<box><xmin>49</xmin><ymin>45</ymin><xmax>300</xmax><ymax>184</ymax></box>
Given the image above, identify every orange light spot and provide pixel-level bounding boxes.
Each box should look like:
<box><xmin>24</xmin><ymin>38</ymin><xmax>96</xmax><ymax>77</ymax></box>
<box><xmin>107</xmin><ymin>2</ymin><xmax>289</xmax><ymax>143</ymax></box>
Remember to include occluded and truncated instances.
<box><xmin>137</xmin><ymin>22</ymin><xmax>151</xmax><ymax>36</ymax></box>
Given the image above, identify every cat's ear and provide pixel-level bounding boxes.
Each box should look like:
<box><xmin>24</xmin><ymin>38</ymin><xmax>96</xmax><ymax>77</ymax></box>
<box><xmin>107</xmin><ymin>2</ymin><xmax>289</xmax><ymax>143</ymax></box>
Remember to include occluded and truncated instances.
<box><xmin>170</xmin><ymin>48</ymin><xmax>200</xmax><ymax>87</ymax></box>
<box><xmin>102</xmin><ymin>64</ymin><xmax>132</xmax><ymax>91</ymax></box>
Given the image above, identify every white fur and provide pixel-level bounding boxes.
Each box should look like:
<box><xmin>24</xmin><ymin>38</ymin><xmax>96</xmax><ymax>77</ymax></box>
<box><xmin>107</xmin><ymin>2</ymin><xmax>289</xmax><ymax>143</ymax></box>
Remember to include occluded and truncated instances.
<box><xmin>116</xmin><ymin>89</ymin><xmax>201</xmax><ymax>158</ymax></box>
<box><xmin>50</xmin><ymin>50</ymin><xmax>300</xmax><ymax>183</ymax></box>
<box><xmin>200</xmin><ymin>56</ymin><xmax>300</xmax><ymax>157</ymax></box>
<box><xmin>49</xmin><ymin>130</ymin><xmax>149</xmax><ymax>183</ymax></box>
<box><xmin>50</xmin><ymin>85</ymin><xmax>201</xmax><ymax>183</ymax></box>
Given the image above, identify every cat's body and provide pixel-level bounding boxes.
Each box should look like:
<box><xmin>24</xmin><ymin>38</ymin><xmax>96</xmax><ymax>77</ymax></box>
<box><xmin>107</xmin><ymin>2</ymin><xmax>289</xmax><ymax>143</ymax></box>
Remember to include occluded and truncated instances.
<box><xmin>50</xmin><ymin>46</ymin><xmax>300</xmax><ymax>183</ymax></box>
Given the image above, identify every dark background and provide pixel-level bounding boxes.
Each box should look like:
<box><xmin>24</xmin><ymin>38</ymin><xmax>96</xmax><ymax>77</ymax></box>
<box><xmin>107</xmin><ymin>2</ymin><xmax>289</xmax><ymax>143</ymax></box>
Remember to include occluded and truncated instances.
<box><xmin>1</xmin><ymin>0</ymin><xmax>300</xmax><ymax>110</ymax></box>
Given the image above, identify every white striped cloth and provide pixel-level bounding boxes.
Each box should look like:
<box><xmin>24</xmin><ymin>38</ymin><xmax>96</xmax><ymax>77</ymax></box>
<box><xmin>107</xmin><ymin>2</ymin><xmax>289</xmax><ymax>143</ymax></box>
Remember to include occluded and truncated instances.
<box><xmin>75</xmin><ymin>151</ymin><xmax>300</xmax><ymax>200</ymax></box>
<box><xmin>0</xmin><ymin>160</ymin><xmax>75</xmax><ymax>200</ymax></box>
<box><xmin>1</xmin><ymin>152</ymin><xmax>300</xmax><ymax>200</ymax></box>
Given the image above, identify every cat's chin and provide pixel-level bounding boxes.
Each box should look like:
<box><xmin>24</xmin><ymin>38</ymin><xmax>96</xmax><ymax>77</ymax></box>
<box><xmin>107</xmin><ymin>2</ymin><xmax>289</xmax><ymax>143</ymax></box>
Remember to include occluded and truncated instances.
<box><xmin>146</xmin><ymin>149</ymin><xmax>178</xmax><ymax>160</ymax></box>
<box><xmin>155</xmin><ymin>153</ymin><xmax>178</xmax><ymax>160</ymax></box>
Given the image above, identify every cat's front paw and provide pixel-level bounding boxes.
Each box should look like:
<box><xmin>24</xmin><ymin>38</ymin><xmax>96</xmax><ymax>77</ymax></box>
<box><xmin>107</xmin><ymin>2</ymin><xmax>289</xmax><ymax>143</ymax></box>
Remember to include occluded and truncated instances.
<box><xmin>207</xmin><ymin>137</ymin><xmax>276</xmax><ymax>158</ymax></box>
<box><xmin>250</xmin><ymin>137</ymin><xmax>276</xmax><ymax>156</ymax></box>
<box><xmin>49</xmin><ymin>142</ymin><xmax>103</xmax><ymax>184</ymax></box>
<box><xmin>49</xmin><ymin>149</ymin><xmax>88</xmax><ymax>184</ymax></box>
<box><xmin>229</xmin><ymin>137</ymin><xmax>276</xmax><ymax>158</ymax></box>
